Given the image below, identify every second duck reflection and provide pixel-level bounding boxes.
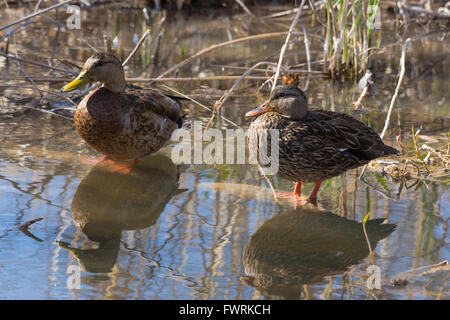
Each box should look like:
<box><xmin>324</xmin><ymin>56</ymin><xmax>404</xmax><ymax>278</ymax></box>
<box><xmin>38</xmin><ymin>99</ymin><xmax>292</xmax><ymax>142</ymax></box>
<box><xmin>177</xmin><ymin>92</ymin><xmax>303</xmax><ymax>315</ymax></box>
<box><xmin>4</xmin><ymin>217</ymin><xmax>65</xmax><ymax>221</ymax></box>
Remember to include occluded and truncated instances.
<box><xmin>62</xmin><ymin>156</ymin><xmax>395</xmax><ymax>298</ymax></box>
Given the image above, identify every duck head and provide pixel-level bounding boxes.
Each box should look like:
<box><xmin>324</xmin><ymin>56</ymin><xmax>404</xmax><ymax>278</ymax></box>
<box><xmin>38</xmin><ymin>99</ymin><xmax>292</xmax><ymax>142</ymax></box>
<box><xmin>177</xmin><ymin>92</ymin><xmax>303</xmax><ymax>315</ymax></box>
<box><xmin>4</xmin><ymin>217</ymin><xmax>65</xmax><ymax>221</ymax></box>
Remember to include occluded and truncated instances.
<box><xmin>61</xmin><ymin>53</ymin><xmax>126</xmax><ymax>93</ymax></box>
<box><xmin>246</xmin><ymin>85</ymin><xmax>308</xmax><ymax>121</ymax></box>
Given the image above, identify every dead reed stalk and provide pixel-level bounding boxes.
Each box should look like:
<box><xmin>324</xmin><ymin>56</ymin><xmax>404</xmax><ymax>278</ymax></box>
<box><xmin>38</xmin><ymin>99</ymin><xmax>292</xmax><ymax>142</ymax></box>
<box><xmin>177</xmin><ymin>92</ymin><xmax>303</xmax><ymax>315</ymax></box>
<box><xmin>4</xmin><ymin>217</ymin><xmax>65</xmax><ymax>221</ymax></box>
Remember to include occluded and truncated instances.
<box><xmin>271</xmin><ymin>0</ymin><xmax>307</xmax><ymax>93</ymax></box>
<box><xmin>155</xmin><ymin>32</ymin><xmax>305</xmax><ymax>80</ymax></box>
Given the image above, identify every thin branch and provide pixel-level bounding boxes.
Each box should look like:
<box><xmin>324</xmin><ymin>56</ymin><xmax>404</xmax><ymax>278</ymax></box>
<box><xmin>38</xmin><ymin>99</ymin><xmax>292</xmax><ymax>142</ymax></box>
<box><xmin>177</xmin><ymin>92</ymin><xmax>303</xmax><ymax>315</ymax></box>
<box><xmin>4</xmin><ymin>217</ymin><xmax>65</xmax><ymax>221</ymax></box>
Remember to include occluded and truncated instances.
<box><xmin>390</xmin><ymin>260</ymin><xmax>449</xmax><ymax>284</ymax></box>
<box><xmin>301</xmin><ymin>18</ymin><xmax>311</xmax><ymax>91</ymax></box>
<box><xmin>82</xmin><ymin>39</ymin><xmax>99</xmax><ymax>53</ymax></box>
<box><xmin>14</xmin><ymin>102</ymin><xmax>73</xmax><ymax>121</ymax></box>
<box><xmin>271</xmin><ymin>0</ymin><xmax>307</xmax><ymax>93</ymax></box>
<box><xmin>0</xmin><ymin>75</ymin><xmax>272</xmax><ymax>83</ymax></box>
<box><xmin>155</xmin><ymin>32</ymin><xmax>305</xmax><ymax>80</ymax></box>
<box><xmin>1</xmin><ymin>83</ymin><xmax>77</xmax><ymax>106</ymax></box>
<box><xmin>398</xmin><ymin>2</ymin><xmax>450</xmax><ymax>19</ymax></box>
<box><xmin>353</xmin><ymin>70</ymin><xmax>373</xmax><ymax>110</ymax></box>
<box><xmin>360</xmin><ymin>39</ymin><xmax>411</xmax><ymax>180</ymax></box>
<box><xmin>380</xmin><ymin>39</ymin><xmax>411</xmax><ymax>139</ymax></box>
<box><xmin>122</xmin><ymin>28</ymin><xmax>152</xmax><ymax>67</ymax></box>
<box><xmin>0</xmin><ymin>52</ymin><xmax>76</xmax><ymax>74</ymax></box>
<box><xmin>235</xmin><ymin>0</ymin><xmax>255</xmax><ymax>17</ymax></box>
<box><xmin>359</xmin><ymin>28</ymin><xmax>448</xmax><ymax>57</ymax></box>
<box><xmin>203</xmin><ymin>61</ymin><xmax>276</xmax><ymax>133</ymax></box>
<box><xmin>19</xmin><ymin>217</ymin><xmax>43</xmax><ymax>230</ymax></box>
<box><xmin>354</xmin><ymin>85</ymin><xmax>369</xmax><ymax>110</ymax></box>
<box><xmin>261</xmin><ymin>0</ymin><xmax>325</xmax><ymax>19</ymax></box>
<box><xmin>0</xmin><ymin>0</ymin><xmax>75</xmax><ymax>32</ymax></box>
<box><xmin>209</xmin><ymin>64</ymin><xmax>322</xmax><ymax>74</ymax></box>
<box><xmin>148</xmin><ymin>11</ymin><xmax>167</xmax><ymax>78</ymax></box>
<box><xmin>133</xmin><ymin>76</ymin><xmax>269</xmax><ymax>82</ymax></box>
<box><xmin>160</xmin><ymin>84</ymin><xmax>241</xmax><ymax>129</ymax></box>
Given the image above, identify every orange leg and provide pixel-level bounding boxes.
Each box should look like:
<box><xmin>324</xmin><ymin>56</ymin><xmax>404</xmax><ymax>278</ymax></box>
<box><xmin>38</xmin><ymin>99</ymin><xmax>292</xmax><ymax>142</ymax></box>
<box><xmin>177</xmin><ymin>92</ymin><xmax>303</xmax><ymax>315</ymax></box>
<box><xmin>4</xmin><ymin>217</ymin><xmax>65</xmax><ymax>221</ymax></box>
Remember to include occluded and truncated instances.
<box><xmin>83</xmin><ymin>156</ymin><xmax>141</xmax><ymax>175</ymax></box>
<box><xmin>275</xmin><ymin>182</ymin><xmax>302</xmax><ymax>198</ymax></box>
<box><xmin>309</xmin><ymin>180</ymin><xmax>322</xmax><ymax>202</ymax></box>
<box><xmin>108</xmin><ymin>159</ymin><xmax>141</xmax><ymax>175</ymax></box>
<box><xmin>82</xmin><ymin>155</ymin><xmax>114</xmax><ymax>166</ymax></box>
<box><xmin>275</xmin><ymin>180</ymin><xmax>322</xmax><ymax>207</ymax></box>
<box><xmin>275</xmin><ymin>182</ymin><xmax>310</xmax><ymax>206</ymax></box>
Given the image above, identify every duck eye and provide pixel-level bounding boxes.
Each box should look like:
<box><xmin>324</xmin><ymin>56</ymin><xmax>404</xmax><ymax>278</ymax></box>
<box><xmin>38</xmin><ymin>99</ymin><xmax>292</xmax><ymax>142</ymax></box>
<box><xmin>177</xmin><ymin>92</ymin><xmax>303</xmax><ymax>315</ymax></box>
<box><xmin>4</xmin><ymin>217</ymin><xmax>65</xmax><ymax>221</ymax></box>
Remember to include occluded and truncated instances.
<box><xmin>94</xmin><ymin>60</ymin><xmax>110</xmax><ymax>68</ymax></box>
<box><xmin>272</xmin><ymin>92</ymin><xmax>286</xmax><ymax>100</ymax></box>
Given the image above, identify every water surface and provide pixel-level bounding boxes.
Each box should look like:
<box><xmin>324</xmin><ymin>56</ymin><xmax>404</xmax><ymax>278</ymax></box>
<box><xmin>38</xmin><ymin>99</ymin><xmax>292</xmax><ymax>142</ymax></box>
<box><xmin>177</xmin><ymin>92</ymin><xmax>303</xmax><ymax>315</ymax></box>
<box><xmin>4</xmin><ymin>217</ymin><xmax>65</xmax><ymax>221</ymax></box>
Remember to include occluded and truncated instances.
<box><xmin>0</xmin><ymin>2</ymin><xmax>448</xmax><ymax>299</ymax></box>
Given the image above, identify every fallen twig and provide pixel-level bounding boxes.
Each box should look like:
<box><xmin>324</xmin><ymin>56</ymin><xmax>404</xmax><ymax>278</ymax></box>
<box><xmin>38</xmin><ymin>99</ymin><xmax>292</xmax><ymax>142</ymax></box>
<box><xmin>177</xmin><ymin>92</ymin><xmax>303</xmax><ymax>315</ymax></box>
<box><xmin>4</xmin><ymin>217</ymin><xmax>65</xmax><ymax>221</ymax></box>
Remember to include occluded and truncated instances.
<box><xmin>235</xmin><ymin>0</ymin><xmax>255</xmax><ymax>17</ymax></box>
<box><xmin>398</xmin><ymin>2</ymin><xmax>450</xmax><ymax>20</ymax></box>
<box><xmin>209</xmin><ymin>64</ymin><xmax>322</xmax><ymax>74</ymax></box>
<box><xmin>56</xmin><ymin>58</ymin><xmax>83</xmax><ymax>71</ymax></box>
<box><xmin>421</xmin><ymin>144</ymin><xmax>450</xmax><ymax>167</ymax></box>
<box><xmin>0</xmin><ymin>75</ymin><xmax>272</xmax><ymax>83</ymax></box>
<box><xmin>18</xmin><ymin>218</ymin><xmax>44</xmax><ymax>242</ymax></box>
<box><xmin>390</xmin><ymin>260</ymin><xmax>449</xmax><ymax>286</ymax></box>
<box><xmin>160</xmin><ymin>84</ymin><xmax>241</xmax><ymax>129</ymax></box>
<box><xmin>0</xmin><ymin>0</ymin><xmax>75</xmax><ymax>32</ymax></box>
<box><xmin>155</xmin><ymin>32</ymin><xmax>306</xmax><ymax>80</ymax></box>
<box><xmin>13</xmin><ymin>102</ymin><xmax>73</xmax><ymax>121</ymax></box>
<box><xmin>261</xmin><ymin>0</ymin><xmax>325</xmax><ymax>19</ymax></box>
<box><xmin>360</xmin><ymin>29</ymin><xmax>448</xmax><ymax>58</ymax></box>
<box><xmin>1</xmin><ymin>83</ymin><xmax>77</xmax><ymax>107</ymax></box>
<box><xmin>0</xmin><ymin>52</ymin><xmax>76</xmax><ymax>74</ymax></box>
<box><xmin>19</xmin><ymin>217</ymin><xmax>43</xmax><ymax>230</ymax></box>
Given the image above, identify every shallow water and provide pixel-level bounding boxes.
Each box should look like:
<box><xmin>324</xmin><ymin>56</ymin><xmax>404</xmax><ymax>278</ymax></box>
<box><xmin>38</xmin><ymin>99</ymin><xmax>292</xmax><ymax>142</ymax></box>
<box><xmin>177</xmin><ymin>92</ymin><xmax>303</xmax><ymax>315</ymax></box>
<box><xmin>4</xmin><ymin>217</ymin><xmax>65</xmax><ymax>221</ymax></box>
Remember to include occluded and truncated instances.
<box><xmin>0</xmin><ymin>2</ymin><xmax>449</xmax><ymax>299</ymax></box>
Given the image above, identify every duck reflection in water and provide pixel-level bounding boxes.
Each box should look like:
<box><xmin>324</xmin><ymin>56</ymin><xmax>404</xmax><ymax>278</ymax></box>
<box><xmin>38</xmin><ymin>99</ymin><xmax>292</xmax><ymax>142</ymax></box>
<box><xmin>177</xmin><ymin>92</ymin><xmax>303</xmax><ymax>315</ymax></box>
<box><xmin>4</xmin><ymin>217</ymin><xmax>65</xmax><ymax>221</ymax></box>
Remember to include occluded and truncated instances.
<box><xmin>59</xmin><ymin>155</ymin><xmax>184</xmax><ymax>273</ymax></box>
<box><xmin>241</xmin><ymin>207</ymin><xmax>396</xmax><ymax>299</ymax></box>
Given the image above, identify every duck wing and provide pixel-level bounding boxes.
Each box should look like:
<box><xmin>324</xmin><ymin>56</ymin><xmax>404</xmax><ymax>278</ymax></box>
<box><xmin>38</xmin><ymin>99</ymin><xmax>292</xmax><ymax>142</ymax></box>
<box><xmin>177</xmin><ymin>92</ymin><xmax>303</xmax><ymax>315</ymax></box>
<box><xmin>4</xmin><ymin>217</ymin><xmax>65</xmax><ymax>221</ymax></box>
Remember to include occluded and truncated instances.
<box><xmin>302</xmin><ymin>110</ymin><xmax>399</xmax><ymax>161</ymax></box>
<box><xmin>123</xmin><ymin>87</ymin><xmax>183</xmax><ymax>127</ymax></box>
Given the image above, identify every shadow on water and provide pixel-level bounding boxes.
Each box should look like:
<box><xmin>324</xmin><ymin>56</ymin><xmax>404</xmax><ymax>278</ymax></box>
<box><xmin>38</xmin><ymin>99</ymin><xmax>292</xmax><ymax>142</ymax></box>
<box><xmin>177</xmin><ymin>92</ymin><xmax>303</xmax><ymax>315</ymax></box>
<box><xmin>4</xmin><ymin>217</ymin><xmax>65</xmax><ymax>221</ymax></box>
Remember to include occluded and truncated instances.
<box><xmin>241</xmin><ymin>208</ymin><xmax>396</xmax><ymax>299</ymax></box>
<box><xmin>59</xmin><ymin>155</ymin><xmax>184</xmax><ymax>273</ymax></box>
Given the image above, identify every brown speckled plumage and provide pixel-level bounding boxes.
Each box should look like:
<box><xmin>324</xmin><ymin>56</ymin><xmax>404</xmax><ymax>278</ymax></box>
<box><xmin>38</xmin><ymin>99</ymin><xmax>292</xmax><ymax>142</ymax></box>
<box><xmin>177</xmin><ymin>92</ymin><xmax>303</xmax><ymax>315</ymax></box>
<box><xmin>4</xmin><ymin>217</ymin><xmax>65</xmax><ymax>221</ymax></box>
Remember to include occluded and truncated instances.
<box><xmin>65</xmin><ymin>53</ymin><xmax>183</xmax><ymax>160</ymax></box>
<box><xmin>75</xmin><ymin>86</ymin><xmax>181</xmax><ymax>159</ymax></box>
<box><xmin>247</xmin><ymin>85</ymin><xmax>399</xmax><ymax>183</ymax></box>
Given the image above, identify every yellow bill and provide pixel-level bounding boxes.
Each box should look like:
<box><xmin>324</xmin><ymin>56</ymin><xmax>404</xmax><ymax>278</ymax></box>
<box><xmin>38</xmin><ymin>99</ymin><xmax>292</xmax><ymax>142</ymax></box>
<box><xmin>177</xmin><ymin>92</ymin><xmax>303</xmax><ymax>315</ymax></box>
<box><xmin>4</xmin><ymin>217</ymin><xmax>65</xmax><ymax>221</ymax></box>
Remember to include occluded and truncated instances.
<box><xmin>61</xmin><ymin>70</ymin><xmax>90</xmax><ymax>92</ymax></box>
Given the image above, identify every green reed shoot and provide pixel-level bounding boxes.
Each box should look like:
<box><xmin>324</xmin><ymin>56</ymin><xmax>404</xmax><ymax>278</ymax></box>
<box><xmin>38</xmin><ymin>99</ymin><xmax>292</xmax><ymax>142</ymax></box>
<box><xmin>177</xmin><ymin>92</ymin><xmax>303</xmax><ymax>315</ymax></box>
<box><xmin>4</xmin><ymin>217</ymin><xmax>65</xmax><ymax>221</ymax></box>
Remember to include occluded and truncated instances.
<box><xmin>363</xmin><ymin>186</ymin><xmax>376</xmax><ymax>266</ymax></box>
<box><xmin>324</xmin><ymin>0</ymin><xmax>381</xmax><ymax>79</ymax></box>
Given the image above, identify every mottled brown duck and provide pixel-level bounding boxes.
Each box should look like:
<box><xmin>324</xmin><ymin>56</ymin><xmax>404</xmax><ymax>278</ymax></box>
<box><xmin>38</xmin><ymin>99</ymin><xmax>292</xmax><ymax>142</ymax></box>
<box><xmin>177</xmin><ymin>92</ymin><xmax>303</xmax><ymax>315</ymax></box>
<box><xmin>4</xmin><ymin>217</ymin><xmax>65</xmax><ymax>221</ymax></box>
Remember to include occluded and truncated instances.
<box><xmin>61</xmin><ymin>53</ymin><xmax>183</xmax><ymax>173</ymax></box>
<box><xmin>246</xmin><ymin>85</ymin><xmax>399</xmax><ymax>205</ymax></box>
